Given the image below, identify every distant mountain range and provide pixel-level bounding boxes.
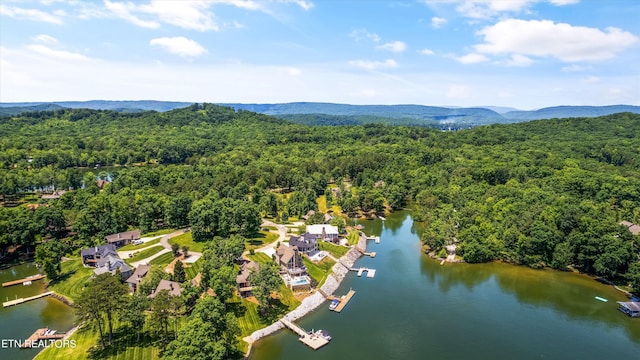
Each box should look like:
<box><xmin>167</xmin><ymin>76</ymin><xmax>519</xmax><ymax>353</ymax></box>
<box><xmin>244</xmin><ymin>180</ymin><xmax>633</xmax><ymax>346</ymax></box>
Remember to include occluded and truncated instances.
<box><xmin>1</xmin><ymin>100</ymin><xmax>639</xmax><ymax>128</ymax></box>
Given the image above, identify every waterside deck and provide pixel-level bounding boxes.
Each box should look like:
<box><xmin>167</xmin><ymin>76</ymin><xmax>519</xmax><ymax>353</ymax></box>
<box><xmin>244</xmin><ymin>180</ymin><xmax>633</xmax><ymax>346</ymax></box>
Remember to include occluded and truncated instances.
<box><xmin>20</xmin><ymin>328</ymin><xmax>65</xmax><ymax>348</ymax></box>
<box><xmin>329</xmin><ymin>289</ymin><xmax>356</xmax><ymax>313</ymax></box>
<box><xmin>3</xmin><ymin>291</ymin><xmax>53</xmax><ymax>308</ymax></box>
<box><xmin>280</xmin><ymin>318</ymin><xmax>330</xmax><ymax>350</ymax></box>
<box><xmin>2</xmin><ymin>274</ymin><xmax>46</xmax><ymax>287</ymax></box>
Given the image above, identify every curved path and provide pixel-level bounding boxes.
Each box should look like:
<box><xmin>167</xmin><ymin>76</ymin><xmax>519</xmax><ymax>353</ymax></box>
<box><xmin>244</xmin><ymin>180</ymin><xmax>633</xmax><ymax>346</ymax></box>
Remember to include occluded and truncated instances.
<box><xmin>246</xmin><ymin>220</ymin><xmax>288</xmax><ymax>258</ymax></box>
<box><xmin>127</xmin><ymin>229</ymin><xmax>202</xmax><ymax>268</ymax></box>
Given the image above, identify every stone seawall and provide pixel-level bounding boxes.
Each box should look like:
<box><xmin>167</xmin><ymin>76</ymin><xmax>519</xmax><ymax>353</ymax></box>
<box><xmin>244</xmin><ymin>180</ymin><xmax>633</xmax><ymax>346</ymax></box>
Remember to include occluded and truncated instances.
<box><xmin>244</xmin><ymin>241</ymin><xmax>365</xmax><ymax>352</ymax></box>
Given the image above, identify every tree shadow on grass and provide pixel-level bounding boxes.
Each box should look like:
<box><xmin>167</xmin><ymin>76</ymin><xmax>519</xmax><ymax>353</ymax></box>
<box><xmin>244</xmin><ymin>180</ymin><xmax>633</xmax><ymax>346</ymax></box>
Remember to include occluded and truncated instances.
<box><xmin>87</xmin><ymin>326</ymin><xmax>159</xmax><ymax>360</ymax></box>
<box><xmin>259</xmin><ymin>298</ymin><xmax>290</xmax><ymax>324</ymax></box>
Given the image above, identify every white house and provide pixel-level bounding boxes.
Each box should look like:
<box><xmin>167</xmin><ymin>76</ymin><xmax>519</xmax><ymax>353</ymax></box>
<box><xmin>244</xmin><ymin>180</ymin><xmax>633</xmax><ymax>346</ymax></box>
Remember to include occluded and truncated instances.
<box><xmin>306</xmin><ymin>224</ymin><xmax>339</xmax><ymax>243</ymax></box>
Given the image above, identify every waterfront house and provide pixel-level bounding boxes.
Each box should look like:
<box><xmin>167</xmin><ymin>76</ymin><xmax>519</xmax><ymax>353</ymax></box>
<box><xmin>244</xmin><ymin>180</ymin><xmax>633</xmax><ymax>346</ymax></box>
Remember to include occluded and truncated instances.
<box><xmin>105</xmin><ymin>229</ymin><xmax>141</xmax><ymax>248</ymax></box>
<box><xmin>149</xmin><ymin>279</ymin><xmax>183</xmax><ymax>298</ymax></box>
<box><xmin>275</xmin><ymin>244</ymin><xmax>306</xmax><ymax>276</ymax></box>
<box><xmin>306</xmin><ymin>224</ymin><xmax>340</xmax><ymax>243</ymax></box>
<box><xmin>125</xmin><ymin>264</ymin><xmax>150</xmax><ymax>292</ymax></box>
<box><xmin>289</xmin><ymin>233</ymin><xmax>319</xmax><ymax>255</ymax></box>
<box><xmin>236</xmin><ymin>261</ymin><xmax>259</xmax><ymax>297</ymax></box>
<box><xmin>619</xmin><ymin>221</ymin><xmax>640</xmax><ymax>236</ymax></box>
<box><xmin>81</xmin><ymin>244</ymin><xmax>118</xmax><ymax>267</ymax></box>
<box><xmin>617</xmin><ymin>301</ymin><xmax>640</xmax><ymax>317</ymax></box>
<box><xmin>93</xmin><ymin>254</ymin><xmax>133</xmax><ymax>279</ymax></box>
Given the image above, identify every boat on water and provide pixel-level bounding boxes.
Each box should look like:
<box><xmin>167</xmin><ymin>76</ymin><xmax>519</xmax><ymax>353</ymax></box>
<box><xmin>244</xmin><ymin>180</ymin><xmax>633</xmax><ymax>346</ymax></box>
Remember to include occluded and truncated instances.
<box><xmin>310</xmin><ymin>329</ymin><xmax>331</xmax><ymax>341</ymax></box>
<box><xmin>22</xmin><ymin>281</ymin><xmax>32</xmax><ymax>286</ymax></box>
<box><xmin>329</xmin><ymin>298</ymin><xmax>340</xmax><ymax>311</ymax></box>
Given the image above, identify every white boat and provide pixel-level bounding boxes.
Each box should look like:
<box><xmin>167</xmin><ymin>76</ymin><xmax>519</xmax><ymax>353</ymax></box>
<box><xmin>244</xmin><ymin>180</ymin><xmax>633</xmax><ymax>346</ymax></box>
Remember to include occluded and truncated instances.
<box><xmin>329</xmin><ymin>298</ymin><xmax>340</xmax><ymax>311</ymax></box>
<box><xmin>312</xmin><ymin>329</ymin><xmax>331</xmax><ymax>341</ymax></box>
<box><xmin>22</xmin><ymin>281</ymin><xmax>32</xmax><ymax>286</ymax></box>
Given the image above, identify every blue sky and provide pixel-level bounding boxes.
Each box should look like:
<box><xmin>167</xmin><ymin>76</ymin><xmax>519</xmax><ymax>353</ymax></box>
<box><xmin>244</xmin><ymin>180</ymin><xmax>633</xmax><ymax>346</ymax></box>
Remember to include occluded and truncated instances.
<box><xmin>1</xmin><ymin>0</ymin><xmax>639</xmax><ymax>109</ymax></box>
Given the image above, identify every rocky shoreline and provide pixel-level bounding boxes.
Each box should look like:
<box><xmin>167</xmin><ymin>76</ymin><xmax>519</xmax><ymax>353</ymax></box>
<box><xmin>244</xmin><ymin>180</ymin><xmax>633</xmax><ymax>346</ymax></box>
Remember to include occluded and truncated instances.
<box><xmin>243</xmin><ymin>234</ymin><xmax>368</xmax><ymax>357</ymax></box>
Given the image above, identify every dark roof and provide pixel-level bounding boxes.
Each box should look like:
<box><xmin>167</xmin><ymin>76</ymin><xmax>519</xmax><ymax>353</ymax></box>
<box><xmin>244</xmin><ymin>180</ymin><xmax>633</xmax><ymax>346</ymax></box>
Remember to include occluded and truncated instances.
<box><xmin>289</xmin><ymin>233</ymin><xmax>318</xmax><ymax>249</ymax></box>
<box><xmin>81</xmin><ymin>244</ymin><xmax>117</xmax><ymax>258</ymax></box>
<box><xmin>236</xmin><ymin>261</ymin><xmax>259</xmax><ymax>284</ymax></box>
<box><xmin>126</xmin><ymin>264</ymin><xmax>150</xmax><ymax>285</ymax></box>
<box><xmin>105</xmin><ymin>229</ymin><xmax>141</xmax><ymax>243</ymax></box>
<box><xmin>149</xmin><ymin>279</ymin><xmax>183</xmax><ymax>298</ymax></box>
<box><xmin>94</xmin><ymin>256</ymin><xmax>131</xmax><ymax>276</ymax></box>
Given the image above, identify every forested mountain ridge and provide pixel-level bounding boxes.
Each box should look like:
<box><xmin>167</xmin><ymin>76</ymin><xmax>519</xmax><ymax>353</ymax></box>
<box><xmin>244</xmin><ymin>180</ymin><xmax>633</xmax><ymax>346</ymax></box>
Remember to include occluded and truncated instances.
<box><xmin>0</xmin><ymin>105</ymin><xmax>638</xmax><ymax>292</ymax></box>
<box><xmin>2</xmin><ymin>101</ymin><xmax>639</xmax><ymax>128</ymax></box>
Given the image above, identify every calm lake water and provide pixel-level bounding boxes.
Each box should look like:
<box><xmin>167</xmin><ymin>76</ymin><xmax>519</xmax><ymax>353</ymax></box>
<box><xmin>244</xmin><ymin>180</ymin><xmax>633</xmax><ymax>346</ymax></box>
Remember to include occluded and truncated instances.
<box><xmin>250</xmin><ymin>211</ymin><xmax>640</xmax><ymax>360</ymax></box>
<box><xmin>0</xmin><ymin>262</ymin><xmax>76</xmax><ymax>360</ymax></box>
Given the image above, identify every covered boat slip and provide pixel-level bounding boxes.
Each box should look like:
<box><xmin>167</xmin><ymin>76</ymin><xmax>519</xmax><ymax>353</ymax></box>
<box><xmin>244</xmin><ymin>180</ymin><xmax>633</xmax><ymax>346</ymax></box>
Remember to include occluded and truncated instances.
<box><xmin>617</xmin><ymin>302</ymin><xmax>640</xmax><ymax>318</ymax></box>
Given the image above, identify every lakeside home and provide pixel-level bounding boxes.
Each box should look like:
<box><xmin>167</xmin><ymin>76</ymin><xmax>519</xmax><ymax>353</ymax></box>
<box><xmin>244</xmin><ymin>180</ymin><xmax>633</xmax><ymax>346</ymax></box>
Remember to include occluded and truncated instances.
<box><xmin>617</xmin><ymin>302</ymin><xmax>640</xmax><ymax>318</ymax></box>
<box><xmin>105</xmin><ymin>229</ymin><xmax>141</xmax><ymax>248</ymax></box>
<box><xmin>125</xmin><ymin>264</ymin><xmax>150</xmax><ymax>292</ymax></box>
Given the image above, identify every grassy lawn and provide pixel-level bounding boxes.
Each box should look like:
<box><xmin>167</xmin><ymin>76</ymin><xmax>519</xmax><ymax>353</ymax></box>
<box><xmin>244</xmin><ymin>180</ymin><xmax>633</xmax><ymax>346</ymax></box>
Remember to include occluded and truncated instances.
<box><xmin>149</xmin><ymin>252</ymin><xmax>175</xmax><ymax>266</ymax></box>
<box><xmin>245</xmin><ymin>231</ymin><xmax>278</xmax><ymax>252</ymax></box>
<box><xmin>319</xmin><ymin>241</ymin><xmax>350</xmax><ymax>258</ymax></box>
<box><xmin>36</xmin><ymin>318</ymin><xmax>163</xmax><ymax>360</ymax></box>
<box><xmin>317</xmin><ymin>195</ymin><xmax>327</xmax><ymax>213</ymax></box>
<box><xmin>246</xmin><ymin>252</ymin><xmax>273</xmax><ymax>266</ymax></box>
<box><xmin>124</xmin><ymin>246</ymin><xmax>165</xmax><ymax>264</ymax></box>
<box><xmin>168</xmin><ymin>232</ymin><xmax>205</xmax><ymax>253</ymax></box>
<box><xmin>141</xmin><ymin>229</ymin><xmax>175</xmax><ymax>237</ymax></box>
<box><xmin>48</xmin><ymin>258</ymin><xmax>93</xmax><ymax>303</ymax></box>
<box><xmin>184</xmin><ymin>258</ymin><xmax>202</xmax><ymax>280</ymax></box>
<box><xmin>118</xmin><ymin>238</ymin><xmax>161</xmax><ymax>252</ymax></box>
<box><xmin>303</xmin><ymin>257</ymin><xmax>335</xmax><ymax>287</ymax></box>
<box><xmin>347</xmin><ymin>229</ymin><xmax>360</xmax><ymax>245</ymax></box>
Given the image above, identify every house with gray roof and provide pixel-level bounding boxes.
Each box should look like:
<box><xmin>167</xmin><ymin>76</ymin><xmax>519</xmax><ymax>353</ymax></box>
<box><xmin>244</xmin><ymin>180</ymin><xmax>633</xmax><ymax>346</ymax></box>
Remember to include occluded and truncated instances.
<box><xmin>126</xmin><ymin>264</ymin><xmax>150</xmax><ymax>292</ymax></box>
<box><xmin>289</xmin><ymin>233</ymin><xmax>319</xmax><ymax>255</ymax></box>
<box><xmin>149</xmin><ymin>279</ymin><xmax>183</xmax><ymax>298</ymax></box>
<box><xmin>105</xmin><ymin>229</ymin><xmax>141</xmax><ymax>248</ymax></box>
<box><xmin>275</xmin><ymin>244</ymin><xmax>306</xmax><ymax>276</ymax></box>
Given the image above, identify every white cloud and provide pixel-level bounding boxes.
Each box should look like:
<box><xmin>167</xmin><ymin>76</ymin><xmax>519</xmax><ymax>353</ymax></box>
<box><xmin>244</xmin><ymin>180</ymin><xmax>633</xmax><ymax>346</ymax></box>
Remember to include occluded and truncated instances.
<box><xmin>349</xmin><ymin>28</ymin><xmax>380</xmax><ymax>43</ymax></box>
<box><xmin>419</xmin><ymin>48</ymin><xmax>435</xmax><ymax>55</ymax></box>
<box><xmin>104</xmin><ymin>0</ymin><xmax>160</xmax><ymax>29</ymax></box>
<box><xmin>150</xmin><ymin>37</ymin><xmax>208</xmax><ymax>57</ymax></box>
<box><xmin>561</xmin><ymin>64</ymin><xmax>591</xmax><ymax>72</ymax></box>
<box><xmin>286</xmin><ymin>67</ymin><xmax>302</xmax><ymax>76</ymax></box>
<box><xmin>456</xmin><ymin>53</ymin><xmax>489</xmax><ymax>64</ymax></box>
<box><xmin>431</xmin><ymin>16</ymin><xmax>447</xmax><ymax>28</ymax></box>
<box><xmin>474</xmin><ymin>19</ymin><xmax>639</xmax><ymax>62</ymax></box>
<box><xmin>422</xmin><ymin>1</ymin><xmax>579</xmax><ymax>19</ymax></box>
<box><xmin>505</xmin><ymin>54</ymin><xmax>533</xmax><ymax>67</ymax></box>
<box><xmin>105</xmin><ymin>0</ymin><xmax>218</xmax><ymax>31</ymax></box>
<box><xmin>140</xmin><ymin>1</ymin><xmax>218</xmax><ymax>31</ymax></box>
<box><xmin>26</xmin><ymin>44</ymin><xmax>89</xmax><ymax>61</ymax></box>
<box><xmin>376</xmin><ymin>41</ymin><xmax>407</xmax><ymax>53</ymax></box>
<box><xmin>0</xmin><ymin>4</ymin><xmax>63</xmax><ymax>24</ymax></box>
<box><xmin>582</xmin><ymin>76</ymin><xmax>600</xmax><ymax>83</ymax></box>
<box><xmin>348</xmin><ymin>59</ymin><xmax>398</xmax><ymax>70</ymax></box>
<box><xmin>282</xmin><ymin>0</ymin><xmax>314</xmax><ymax>10</ymax></box>
<box><xmin>32</xmin><ymin>34</ymin><xmax>59</xmax><ymax>44</ymax></box>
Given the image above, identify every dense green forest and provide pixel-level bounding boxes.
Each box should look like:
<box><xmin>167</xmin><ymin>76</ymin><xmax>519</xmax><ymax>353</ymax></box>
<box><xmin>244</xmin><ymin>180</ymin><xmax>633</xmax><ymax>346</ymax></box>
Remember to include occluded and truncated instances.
<box><xmin>0</xmin><ymin>104</ymin><xmax>639</xmax><ymax>292</ymax></box>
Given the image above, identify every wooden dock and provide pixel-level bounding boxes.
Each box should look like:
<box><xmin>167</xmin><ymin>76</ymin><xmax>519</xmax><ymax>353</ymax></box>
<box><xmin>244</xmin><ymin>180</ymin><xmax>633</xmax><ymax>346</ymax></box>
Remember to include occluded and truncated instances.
<box><xmin>330</xmin><ymin>289</ymin><xmax>356</xmax><ymax>313</ymax></box>
<box><xmin>280</xmin><ymin>318</ymin><xmax>330</xmax><ymax>350</ymax></box>
<box><xmin>2</xmin><ymin>274</ymin><xmax>46</xmax><ymax>287</ymax></box>
<box><xmin>3</xmin><ymin>291</ymin><xmax>53</xmax><ymax>308</ymax></box>
<box><xmin>20</xmin><ymin>328</ymin><xmax>65</xmax><ymax>348</ymax></box>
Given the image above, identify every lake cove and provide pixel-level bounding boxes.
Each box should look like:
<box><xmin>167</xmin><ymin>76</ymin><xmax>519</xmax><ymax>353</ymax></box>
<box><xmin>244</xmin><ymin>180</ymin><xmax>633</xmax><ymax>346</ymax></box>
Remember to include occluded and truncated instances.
<box><xmin>0</xmin><ymin>262</ymin><xmax>76</xmax><ymax>360</ymax></box>
<box><xmin>249</xmin><ymin>210</ymin><xmax>640</xmax><ymax>359</ymax></box>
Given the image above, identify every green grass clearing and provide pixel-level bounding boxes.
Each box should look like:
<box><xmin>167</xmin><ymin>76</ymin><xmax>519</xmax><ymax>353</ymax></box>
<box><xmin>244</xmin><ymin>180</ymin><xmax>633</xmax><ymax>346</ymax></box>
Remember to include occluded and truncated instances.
<box><xmin>124</xmin><ymin>246</ymin><xmax>165</xmax><ymax>264</ymax></box>
<box><xmin>303</xmin><ymin>257</ymin><xmax>335</xmax><ymax>288</ymax></box>
<box><xmin>185</xmin><ymin>258</ymin><xmax>202</xmax><ymax>280</ymax></box>
<box><xmin>168</xmin><ymin>232</ymin><xmax>205</xmax><ymax>253</ymax></box>
<box><xmin>319</xmin><ymin>241</ymin><xmax>349</xmax><ymax>258</ymax></box>
<box><xmin>246</xmin><ymin>252</ymin><xmax>273</xmax><ymax>266</ymax></box>
<box><xmin>149</xmin><ymin>252</ymin><xmax>175</xmax><ymax>266</ymax></box>
<box><xmin>347</xmin><ymin>229</ymin><xmax>360</xmax><ymax>245</ymax></box>
<box><xmin>141</xmin><ymin>229</ymin><xmax>175</xmax><ymax>237</ymax></box>
<box><xmin>48</xmin><ymin>258</ymin><xmax>94</xmax><ymax>303</ymax></box>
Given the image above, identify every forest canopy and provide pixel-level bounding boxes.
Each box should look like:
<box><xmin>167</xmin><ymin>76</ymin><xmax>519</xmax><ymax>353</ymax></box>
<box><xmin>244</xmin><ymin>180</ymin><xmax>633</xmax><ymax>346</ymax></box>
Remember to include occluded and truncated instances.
<box><xmin>0</xmin><ymin>104</ymin><xmax>638</xmax><ymax>291</ymax></box>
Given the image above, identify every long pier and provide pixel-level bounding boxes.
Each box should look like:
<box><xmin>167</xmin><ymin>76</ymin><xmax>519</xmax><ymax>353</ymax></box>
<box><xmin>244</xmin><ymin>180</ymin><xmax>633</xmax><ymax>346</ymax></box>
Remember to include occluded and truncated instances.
<box><xmin>330</xmin><ymin>289</ymin><xmax>356</xmax><ymax>313</ymax></box>
<box><xmin>280</xmin><ymin>318</ymin><xmax>330</xmax><ymax>350</ymax></box>
<box><xmin>3</xmin><ymin>291</ymin><xmax>53</xmax><ymax>308</ymax></box>
<box><xmin>2</xmin><ymin>274</ymin><xmax>46</xmax><ymax>287</ymax></box>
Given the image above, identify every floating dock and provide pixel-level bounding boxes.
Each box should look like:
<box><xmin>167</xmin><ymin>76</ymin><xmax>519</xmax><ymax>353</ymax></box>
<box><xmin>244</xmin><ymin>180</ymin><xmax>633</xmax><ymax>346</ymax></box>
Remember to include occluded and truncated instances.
<box><xmin>330</xmin><ymin>289</ymin><xmax>356</xmax><ymax>313</ymax></box>
<box><xmin>355</xmin><ymin>267</ymin><xmax>376</xmax><ymax>278</ymax></box>
<box><xmin>280</xmin><ymin>318</ymin><xmax>330</xmax><ymax>350</ymax></box>
<box><xmin>20</xmin><ymin>328</ymin><xmax>65</xmax><ymax>348</ymax></box>
<box><xmin>3</xmin><ymin>291</ymin><xmax>53</xmax><ymax>308</ymax></box>
<box><xmin>2</xmin><ymin>274</ymin><xmax>46</xmax><ymax>287</ymax></box>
